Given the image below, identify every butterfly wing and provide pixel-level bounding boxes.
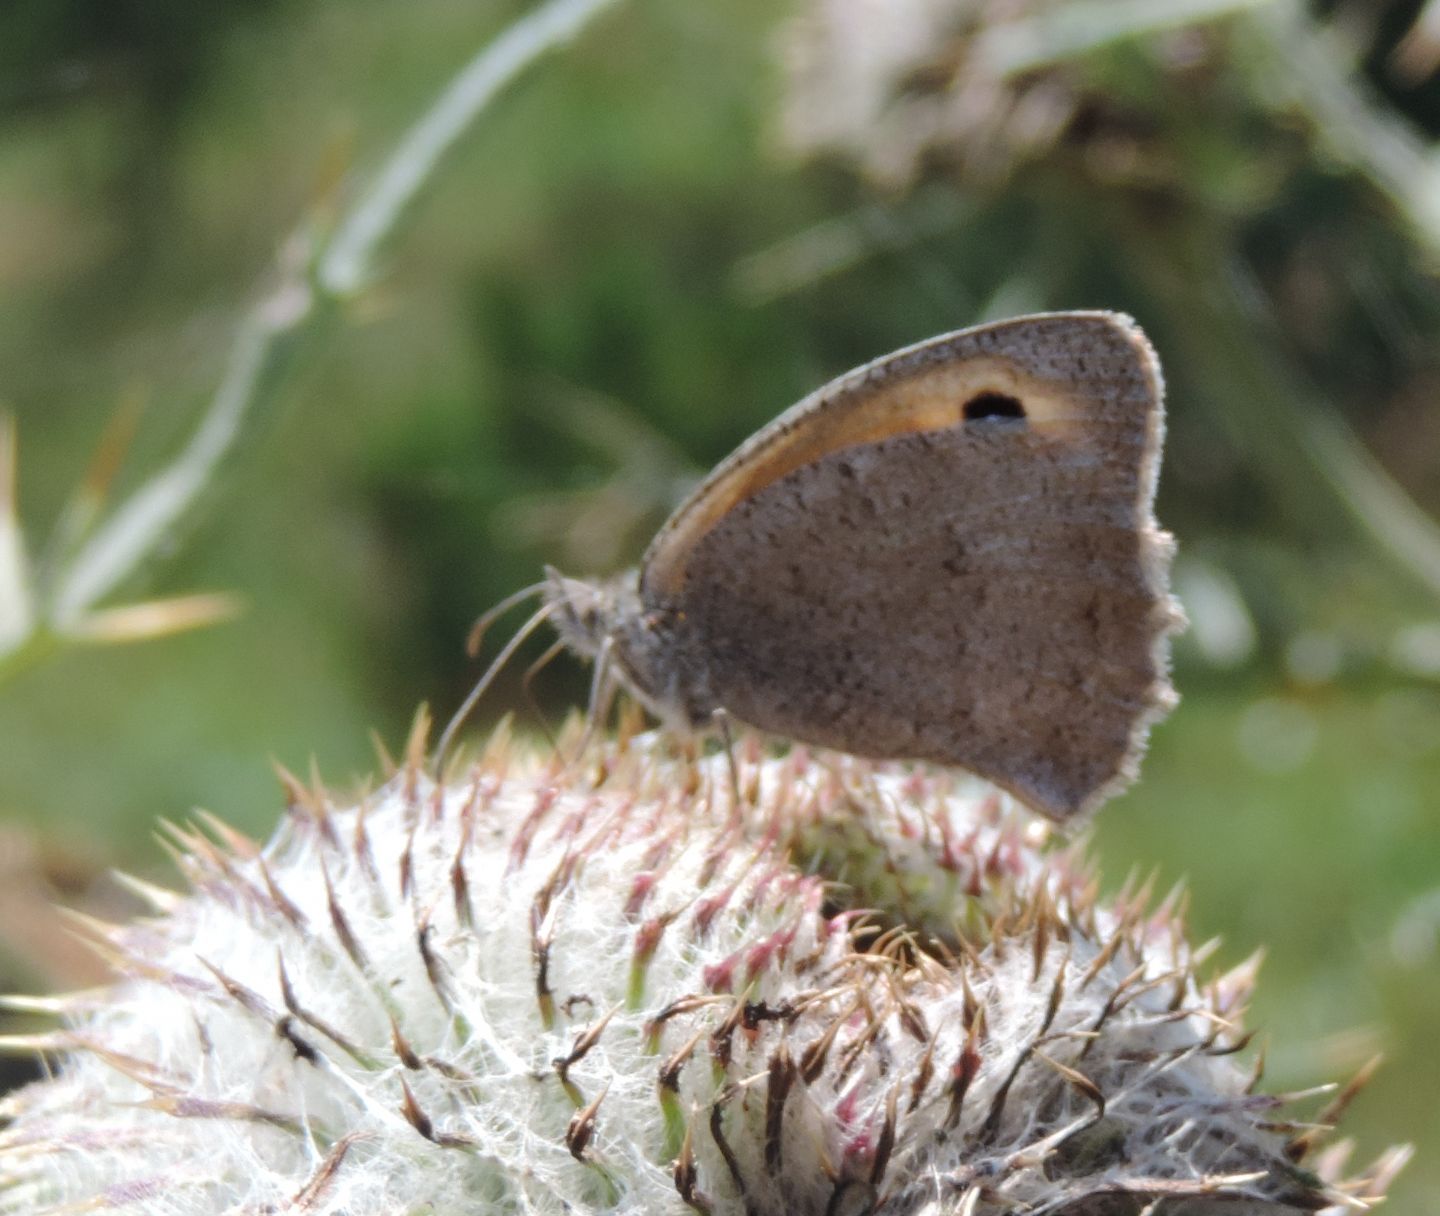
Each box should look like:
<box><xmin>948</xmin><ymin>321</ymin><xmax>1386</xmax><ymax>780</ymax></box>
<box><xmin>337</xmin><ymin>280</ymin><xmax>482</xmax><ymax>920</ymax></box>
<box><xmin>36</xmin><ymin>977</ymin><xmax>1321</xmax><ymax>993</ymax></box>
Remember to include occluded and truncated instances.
<box><xmin>640</xmin><ymin>312</ymin><xmax>1182</xmax><ymax>820</ymax></box>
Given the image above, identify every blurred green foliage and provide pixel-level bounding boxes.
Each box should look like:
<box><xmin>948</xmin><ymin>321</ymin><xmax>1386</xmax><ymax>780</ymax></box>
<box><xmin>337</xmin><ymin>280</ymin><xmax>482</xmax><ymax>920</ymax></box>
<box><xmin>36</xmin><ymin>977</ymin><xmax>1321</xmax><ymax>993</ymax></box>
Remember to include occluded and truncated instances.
<box><xmin>2</xmin><ymin>0</ymin><xmax>1440</xmax><ymax>1206</ymax></box>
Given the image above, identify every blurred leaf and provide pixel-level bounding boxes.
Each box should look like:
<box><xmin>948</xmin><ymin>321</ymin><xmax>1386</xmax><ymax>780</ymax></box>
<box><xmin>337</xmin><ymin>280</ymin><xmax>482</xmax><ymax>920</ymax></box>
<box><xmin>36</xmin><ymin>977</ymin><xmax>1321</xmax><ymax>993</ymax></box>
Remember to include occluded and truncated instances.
<box><xmin>0</xmin><ymin>416</ymin><xmax>31</xmax><ymax>656</ymax></box>
<box><xmin>67</xmin><ymin>593</ymin><xmax>242</xmax><ymax>645</ymax></box>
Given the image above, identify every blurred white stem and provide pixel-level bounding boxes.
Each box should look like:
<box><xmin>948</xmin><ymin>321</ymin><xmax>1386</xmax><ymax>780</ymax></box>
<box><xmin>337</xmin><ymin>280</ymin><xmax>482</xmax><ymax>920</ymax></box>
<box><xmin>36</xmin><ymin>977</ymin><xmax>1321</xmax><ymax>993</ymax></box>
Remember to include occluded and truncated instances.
<box><xmin>46</xmin><ymin>0</ymin><xmax>622</xmax><ymax>630</ymax></box>
<box><xmin>52</xmin><ymin>286</ymin><xmax>309</xmax><ymax>624</ymax></box>
<box><xmin>320</xmin><ymin>0</ymin><xmax>621</xmax><ymax>296</ymax></box>
<box><xmin>1251</xmin><ymin>2</ymin><xmax>1440</xmax><ymax>258</ymax></box>
<box><xmin>978</xmin><ymin>0</ymin><xmax>1277</xmax><ymax>76</ymax></box>
<box><xmin>1299</xmin><ymin>405</ymin><xmax>1440</xmax><ymax>600</ymax></box>
<box><xmin>0</xmin><ymin>417</ymin><xmax>31</xmax><ymax>651</ymax></box>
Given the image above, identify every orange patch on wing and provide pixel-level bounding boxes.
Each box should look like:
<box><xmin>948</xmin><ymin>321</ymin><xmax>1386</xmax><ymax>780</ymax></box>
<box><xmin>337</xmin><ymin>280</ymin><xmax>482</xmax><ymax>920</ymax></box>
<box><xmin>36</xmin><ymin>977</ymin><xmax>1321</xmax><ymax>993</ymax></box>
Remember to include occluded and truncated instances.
<box><xmin>644</xmin><ymin>357</ymin><xmax>1090</xmax><ymax>598</ymax></box>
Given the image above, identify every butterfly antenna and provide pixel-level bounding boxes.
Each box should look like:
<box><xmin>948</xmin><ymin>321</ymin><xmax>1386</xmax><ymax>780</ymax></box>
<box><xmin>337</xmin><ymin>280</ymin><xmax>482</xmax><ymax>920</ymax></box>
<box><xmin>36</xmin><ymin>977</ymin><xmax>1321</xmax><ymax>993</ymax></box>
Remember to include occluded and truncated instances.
<box><xmin>465</xmin><ymin>580</ymin><xmax>548</xmax><ymax>657</ymax></box>
<box><xmin>435</xmin><ymin>600</ymin><xmax>561</xmax><ymax>778</ymax></box>
<box><xmin>520</xmin><ymin>636</ymin><xmax>567</xmax><ymax>749</ymax></box>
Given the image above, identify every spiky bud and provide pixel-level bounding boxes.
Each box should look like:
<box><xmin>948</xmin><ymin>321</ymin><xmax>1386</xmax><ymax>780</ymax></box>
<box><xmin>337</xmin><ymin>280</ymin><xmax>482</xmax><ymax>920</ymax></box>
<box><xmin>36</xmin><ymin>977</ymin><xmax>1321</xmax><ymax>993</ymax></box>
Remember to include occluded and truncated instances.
<box><xmin>0</xmin><ymin>723</ymin><xmax>1405</xmax><ymax>1214</ymax></box>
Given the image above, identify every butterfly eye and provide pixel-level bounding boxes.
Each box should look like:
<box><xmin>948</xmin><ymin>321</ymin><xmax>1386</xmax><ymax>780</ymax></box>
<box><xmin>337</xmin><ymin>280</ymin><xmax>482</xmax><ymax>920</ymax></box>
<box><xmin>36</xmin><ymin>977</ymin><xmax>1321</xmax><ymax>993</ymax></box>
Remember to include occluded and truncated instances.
<box><xmin>963</xmin><ymin>392</ymin><xmax>1025</xmax><ymax>423</ymax></box>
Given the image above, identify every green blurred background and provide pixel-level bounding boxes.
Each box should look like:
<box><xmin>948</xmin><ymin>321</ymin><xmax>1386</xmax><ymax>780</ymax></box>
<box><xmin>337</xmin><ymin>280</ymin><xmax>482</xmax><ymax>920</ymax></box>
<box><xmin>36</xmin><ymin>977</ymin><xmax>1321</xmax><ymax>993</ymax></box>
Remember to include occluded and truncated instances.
<box><xmin>2</xmin><ymin>0</ymin><xmax>1439</xmax><ymax>1206</ymax></box>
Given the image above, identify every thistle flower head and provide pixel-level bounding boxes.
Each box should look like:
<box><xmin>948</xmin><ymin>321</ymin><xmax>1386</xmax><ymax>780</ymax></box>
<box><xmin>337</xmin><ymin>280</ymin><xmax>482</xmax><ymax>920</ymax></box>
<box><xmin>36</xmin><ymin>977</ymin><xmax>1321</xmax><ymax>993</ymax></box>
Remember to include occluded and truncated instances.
<box><xmin>0</xmin><ymin>723</ymin><xmax>1404</xmax><ymax>1214</ymax></box>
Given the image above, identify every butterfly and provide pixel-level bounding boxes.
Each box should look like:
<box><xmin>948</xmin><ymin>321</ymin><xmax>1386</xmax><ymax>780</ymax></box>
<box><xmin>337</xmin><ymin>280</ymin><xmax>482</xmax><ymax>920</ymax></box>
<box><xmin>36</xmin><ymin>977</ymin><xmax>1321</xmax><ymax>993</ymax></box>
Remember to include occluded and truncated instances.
<box><xmin>454</xmin><ymin>312</ymin><xmax>1183</xmax><ymax>822</ymax></box>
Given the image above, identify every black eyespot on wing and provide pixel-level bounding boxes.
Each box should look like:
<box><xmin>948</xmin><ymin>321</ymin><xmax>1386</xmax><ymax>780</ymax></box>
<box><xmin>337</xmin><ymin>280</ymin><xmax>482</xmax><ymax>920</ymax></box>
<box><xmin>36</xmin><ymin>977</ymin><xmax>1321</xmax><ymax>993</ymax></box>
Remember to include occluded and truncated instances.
<box><xmin>963</xmin><ymin>392</ymin><xmax>1025</xmax><ymax>422</ymax></box>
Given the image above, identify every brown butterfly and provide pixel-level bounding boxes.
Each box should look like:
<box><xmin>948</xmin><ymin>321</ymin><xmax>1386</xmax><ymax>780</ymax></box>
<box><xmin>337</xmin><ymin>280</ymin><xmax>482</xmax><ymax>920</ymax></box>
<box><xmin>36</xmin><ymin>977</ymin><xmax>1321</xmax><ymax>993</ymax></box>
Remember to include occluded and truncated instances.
<box><xmin>454</xmin><ymin>312</ymin><xmax>1184</xmax><ymax>821</ymax></box>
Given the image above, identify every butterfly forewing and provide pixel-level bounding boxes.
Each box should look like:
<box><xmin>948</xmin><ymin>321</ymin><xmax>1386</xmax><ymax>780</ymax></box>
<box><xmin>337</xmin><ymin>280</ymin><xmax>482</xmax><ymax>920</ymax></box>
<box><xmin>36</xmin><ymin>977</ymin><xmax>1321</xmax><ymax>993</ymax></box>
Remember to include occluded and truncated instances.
<box><xmin>640</xmin><ymin>313</ymin><xmax>1179</xmax><ymax>820</ymax></box>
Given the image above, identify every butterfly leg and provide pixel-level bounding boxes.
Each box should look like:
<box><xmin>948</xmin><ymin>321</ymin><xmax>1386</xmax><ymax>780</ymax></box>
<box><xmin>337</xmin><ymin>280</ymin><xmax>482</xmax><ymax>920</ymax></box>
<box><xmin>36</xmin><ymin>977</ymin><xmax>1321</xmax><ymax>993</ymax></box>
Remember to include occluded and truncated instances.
<box><xmin>711</xmin><ymin>707</ymin><xmax>746</xmax><ymax>817</ymax></box>
<box><xmin>519</xmin><ymin>637</ymin><xmax>566</xmax><ymax>749</ymax></box>
<box><xmin>567</xmin><ymin>634</ymin><xmax>618</xmax><ymax>770</ymax></box>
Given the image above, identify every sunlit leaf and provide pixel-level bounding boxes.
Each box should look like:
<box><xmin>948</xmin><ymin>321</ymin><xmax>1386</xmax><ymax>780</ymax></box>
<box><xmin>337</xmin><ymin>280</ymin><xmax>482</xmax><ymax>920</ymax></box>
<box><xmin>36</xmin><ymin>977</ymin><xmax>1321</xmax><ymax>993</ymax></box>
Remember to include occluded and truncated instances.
<box><xmin>67</xmin><ymin>593</ymin><xmax>243</xmax><ymax>645</ymax></box>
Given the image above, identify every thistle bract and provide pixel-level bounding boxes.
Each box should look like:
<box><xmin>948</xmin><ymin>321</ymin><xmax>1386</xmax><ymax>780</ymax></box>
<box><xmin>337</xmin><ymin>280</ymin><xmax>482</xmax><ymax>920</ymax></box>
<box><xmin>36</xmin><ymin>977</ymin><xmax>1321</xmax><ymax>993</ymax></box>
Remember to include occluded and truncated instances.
<box><xmin>0</xmin><ymin>726</ymin><xmax>1404</xmax><ymax>1214</ymax></box>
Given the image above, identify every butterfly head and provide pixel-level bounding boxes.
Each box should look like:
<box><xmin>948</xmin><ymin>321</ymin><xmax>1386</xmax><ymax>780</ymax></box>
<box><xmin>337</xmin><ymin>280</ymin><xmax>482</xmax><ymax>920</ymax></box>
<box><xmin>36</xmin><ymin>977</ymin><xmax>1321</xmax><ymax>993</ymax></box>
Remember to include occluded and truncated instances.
<box><xmin>541</xmin><ymin>566</ymin><xmax>631</xmax><ymax>658</ymax></box>
<box><xmin>543</xmin><ymin>566</ymin><xmax>716</xmax><ymax>731</ymax></box>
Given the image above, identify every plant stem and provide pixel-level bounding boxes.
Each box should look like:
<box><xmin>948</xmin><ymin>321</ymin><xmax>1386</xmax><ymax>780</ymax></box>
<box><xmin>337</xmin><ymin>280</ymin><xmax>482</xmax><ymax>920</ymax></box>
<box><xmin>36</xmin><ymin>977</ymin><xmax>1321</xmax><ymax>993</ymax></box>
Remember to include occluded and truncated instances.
<box><xmin>978</xmin><ymin>0</ymin><xmax>1277</xmax><ymax>77</ymax></box>
<box><xmin>1248</xmin><ymin>2</ymin><xmax>1440</xmax><ymax>262</ymax></box>
<box><xmin>40</xmin><ymin>0</ymin><xmax>623</xmax><ymax>637</ymax></box>
<box><xmin>319</xmin><ymin>0</ymin><xmax>621</xmax><ymax>297</ymax></box>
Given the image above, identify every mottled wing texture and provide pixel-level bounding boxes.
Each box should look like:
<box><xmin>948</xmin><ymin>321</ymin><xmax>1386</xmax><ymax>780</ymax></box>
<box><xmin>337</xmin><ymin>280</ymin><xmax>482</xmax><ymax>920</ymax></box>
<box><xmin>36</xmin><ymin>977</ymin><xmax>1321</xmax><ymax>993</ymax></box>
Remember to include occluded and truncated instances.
<box><xmin>642</xmin><ymin>312</ymin><xmax>1182</xmax><ymax>820</ymax></box>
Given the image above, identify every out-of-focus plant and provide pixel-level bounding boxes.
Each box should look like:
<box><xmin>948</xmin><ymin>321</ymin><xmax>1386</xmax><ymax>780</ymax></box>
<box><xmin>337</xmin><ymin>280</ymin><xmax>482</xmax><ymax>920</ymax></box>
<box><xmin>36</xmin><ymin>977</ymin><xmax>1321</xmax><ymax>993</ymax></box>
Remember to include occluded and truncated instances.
<box><xmin>0</xmin><ymin>0</ymin><xmax>623</xmax><ymax>694</ymax></box>
<box><xmin>487</xmin><ymin>380</ymin><xmax>700</xmax><ymax>575</ymax></box>
<box><xmin>0</xmin><ymin>0</ymin><xmax>626</xmax><ymax>1085</ymax></box>
<box><xmin>773</xmin><ymin>0</ymin><xmax>1440</xmax><ymax>633</ymax></box>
